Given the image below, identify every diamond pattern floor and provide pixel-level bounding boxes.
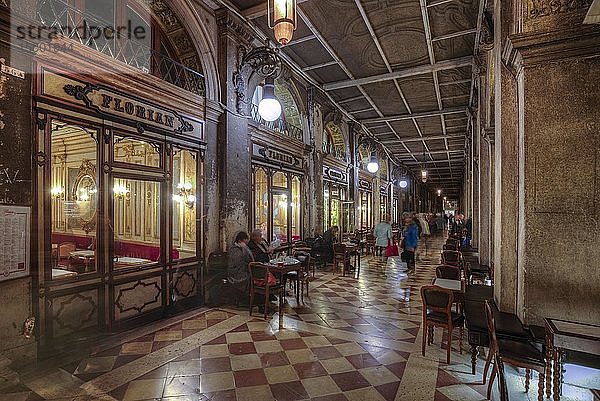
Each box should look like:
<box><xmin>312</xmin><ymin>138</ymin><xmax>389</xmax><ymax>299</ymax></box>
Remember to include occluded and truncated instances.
<box><xmin>1</xmin><ymin>234</ymin><xmax>598</xmax><ymax>401</ymax></box>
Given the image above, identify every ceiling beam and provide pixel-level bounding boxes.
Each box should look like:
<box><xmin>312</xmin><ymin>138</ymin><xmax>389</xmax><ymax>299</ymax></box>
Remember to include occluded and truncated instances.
<box><xmin>287</xmin><ymin>34</ymin><xmax>317</xmax><ymax>45</ymax></box>
<box><xmin>322</xmin><ymin>56</ymin><xmax>472</xmax><ymax>91</ymax></box>
<box><xmin>302</xmin><ymin>60</ymin><xmax>338</xmax><ymax>71</ymax></box>
<box><xmin>426</xmin><ymin>0</ymin><xmax>458</xmax><ymax>7</ymax></box>
<box><xmin>438</xmin><ymin>79</ymin><xmax>471</xmax><ymax>86</ymax></box>
<box><xmin>431</xmin><ymin>28</ymin><xmax>478</xmax><ymax>42</ymax></box>
<box><xmin>361</xmin><ymin>107</ymin><xmax>466</xmax><ymax>124</ymax></box>
<box><xmin>382</xmin><ymin>134</ymin><xmax>465</xmax><ymax>143</ymax></box>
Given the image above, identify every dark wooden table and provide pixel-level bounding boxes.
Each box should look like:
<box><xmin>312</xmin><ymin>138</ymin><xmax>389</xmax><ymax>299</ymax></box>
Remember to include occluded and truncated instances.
<box><xmin>545</xmin><ymin>318</ymin><xmax>600</xmax><ymax>401</ymax></box>
<box><xmin>268</xmin><ymin>258</ymin><xmax>301</xmax><ymax>304</ymax></box>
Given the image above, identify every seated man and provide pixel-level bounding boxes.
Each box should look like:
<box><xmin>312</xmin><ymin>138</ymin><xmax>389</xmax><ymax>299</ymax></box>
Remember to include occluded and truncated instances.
<box><xmin>248</xmin><ymin>229</ymin><xmax>273</xmax><ymax>263</ymax></box>
<box><xmin>318</xmin><ymin>225</ymin><xmax>339</xmax><ymax>264</ymax></box>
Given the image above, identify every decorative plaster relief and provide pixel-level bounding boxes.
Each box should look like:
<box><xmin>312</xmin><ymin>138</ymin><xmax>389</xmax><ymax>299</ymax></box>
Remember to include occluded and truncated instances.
<box><xmin>527</xmin><ymin>0</ymin><xmax>592</xmax><ymax>18</ymax></box>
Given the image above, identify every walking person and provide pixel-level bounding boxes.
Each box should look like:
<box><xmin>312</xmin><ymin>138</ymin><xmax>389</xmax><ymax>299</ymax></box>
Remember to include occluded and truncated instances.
<box><xmin>374</xmin><ymin>215</ymin><xmax>392</xmax><ymax>260</ymax></box>
<box><xmin>402</xmin><ymin>214</ymin><xmax>419</xmax><ymax>274</ymax></box>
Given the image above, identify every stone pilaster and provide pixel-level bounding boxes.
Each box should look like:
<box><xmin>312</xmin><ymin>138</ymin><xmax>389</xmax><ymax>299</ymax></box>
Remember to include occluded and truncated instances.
<box><xmin>493</xmin><ymin>0</ymin><xmax>520</xmax><ymax>314</ymax></box>
<box><xmin>204</xmin><ymin>100</ymin><xmax>224</xmax><ymax>253</ymax></box>
<box><xmin>215</xmin><ymin>9</ymin><xmax>253</xmax><ymax>248</ymax></box>
<box><xmin>506</xmin><ymin>22</ymin><xmax>600</xmax><ymax>324</ymax></box>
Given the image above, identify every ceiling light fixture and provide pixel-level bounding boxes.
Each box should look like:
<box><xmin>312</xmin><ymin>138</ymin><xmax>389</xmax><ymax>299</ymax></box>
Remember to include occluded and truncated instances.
<box><xmin>437</xmin><ymin>189</ymin><xmax>441</xmax><ymax>196</ymax></box>
<box><xmin>399</xmin><ymin>179</ymin><xmax>408</xmax><ymax>189</ymax></box>
<box><xmin>258</xmin><ymin>76</ymin><xmax>282</xmax><ymax>121</ymax></box>
<box><xmin>366</xmin><ymin>152</ymin><xmax>379</xmax><ymax>174</ymax></box>
<box><xmin>268</xmin><ymin>0</ymin><xmax>297</xmax><ymax>45</ymax></box>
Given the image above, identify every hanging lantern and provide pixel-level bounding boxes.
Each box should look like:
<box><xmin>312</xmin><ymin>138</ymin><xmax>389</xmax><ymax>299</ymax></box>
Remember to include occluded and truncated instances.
<box><xmin>421</xmin><ymin>169</ymin><xmax>428</xmax><ymax>183</ymax></box>
<box><xmin>268</xmin><ymin>0</ymin><xmax>297</xmax><ymax>45</ymax></box>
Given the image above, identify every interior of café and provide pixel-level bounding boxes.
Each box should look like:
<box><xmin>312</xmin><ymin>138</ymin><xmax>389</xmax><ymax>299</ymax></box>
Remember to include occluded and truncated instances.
<box><xmin>1</xmin><ymin>0</ymin><xmax>599</xmax><ymax>400</ymax></box>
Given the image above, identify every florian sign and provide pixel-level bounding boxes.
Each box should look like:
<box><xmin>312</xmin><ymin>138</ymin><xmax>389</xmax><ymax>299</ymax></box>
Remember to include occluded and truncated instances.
<box><xmin>40</xmin><ymin>70</ymin><xmax>202</xmax><ymax>136</ymax></box>
<box><xmin>252</xmin><ymin>143</ymin><xmax>302</xmax><ymax>170</ymax></box>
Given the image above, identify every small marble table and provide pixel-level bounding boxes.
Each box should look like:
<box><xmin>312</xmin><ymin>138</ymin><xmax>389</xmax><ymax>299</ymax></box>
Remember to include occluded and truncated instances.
<box><xmin>433</xmin><ymin>278</ymin><xmax>463</xmax><ymax>291</ymax></box>
<box><xmin>70</xmin><ymin>250</ymin><xmax>95</xmax><ymax>271</ymax></box>
<box><xmin>545</xmin><ymin>318</ymin><xmax>600</xmax><ymax>401</ymax></box>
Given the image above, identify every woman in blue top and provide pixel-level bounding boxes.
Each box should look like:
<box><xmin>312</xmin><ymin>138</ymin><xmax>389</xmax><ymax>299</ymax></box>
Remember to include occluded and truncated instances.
<box><xmin>402</xmin><ymin>214</ymin><xmax>419</xmax><ymax>273</ymax></box>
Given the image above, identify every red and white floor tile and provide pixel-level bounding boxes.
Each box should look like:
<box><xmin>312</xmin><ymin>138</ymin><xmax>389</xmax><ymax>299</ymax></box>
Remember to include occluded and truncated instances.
<box><xmin>1</xmin><ymin>235</ymin><xmax>598</xmax><ymax>400</ymax></box>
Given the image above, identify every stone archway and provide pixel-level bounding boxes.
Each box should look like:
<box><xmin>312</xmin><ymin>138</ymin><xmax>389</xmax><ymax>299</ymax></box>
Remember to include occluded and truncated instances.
<box><xmin>147</xmin><ymin>0</ymin><xmax>220</xmax><ymax>102</ymax></box>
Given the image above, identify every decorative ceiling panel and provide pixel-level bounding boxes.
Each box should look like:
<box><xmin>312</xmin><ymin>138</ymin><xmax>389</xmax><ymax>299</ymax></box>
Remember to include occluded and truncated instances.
<box><xmin>300</xmin><ymin>1</ymin><xmax>389</xmax><ymax>79</ymax></box>
<box><xmin>428</xmin><ymin>0</ymin><xmax>478</xmax><ymax>38</ymax></box>
<box><xmin>442</xmin><ymin>96</ymin><xmax>470</xmax><ymax>108</ymax></box>
<box><xmin>440</xmin><ymin>83</ymin><xmax>470</xmax><ymax>99</ymax></box>
<box><xmin>362</xmin><ymin>81</ymin><xmax>409</xmax><ymax>116</ymax></box>
<box><xmin>307</xmin><ymin>64</ymin><xmax>353</xmax><ymax>84</ymax></box>
<box><xmin>416</xmin><ymin>116</ymin><xmax>443</xmax><ymax>136</ymax></box>
<box><xmin>351</xmin><ymin>110</ymin><xmax>381</xmax><ymax>119</ymax></box>
<box><xmin>344</xmin><ymin>99</ymin><xmax>376</xmax><ymax>112</ymax></box>
<box><xmin>390</xmin><ymin>120</ymin><xmax>420</xmax><ymax>138</ymax></box>
<box><xmin>329</xmin><ymin>87</ymin><xmax>364</xmax><ymax>101</ymax></box>
<box><xmin>397</xmin><ymin>75</ymin><xmax>439</xmax><ymax>113</ymax></box>
<box><xmin>361</xmin><ymin>0</ymin><xmax>430</xmax><ymax>69</ymax></box>
<box><xmin>427</xmin><ymin>139</ymin><xmax>447</xmax><ymax>150</ymax></box>
<box><xmin>286</xmin><ymin>41</ymin><xmax>336</xmax><ymax>68</ymax></box>
<box><xmin>433</xmin><ymin>35</ymin><xmax>476</xmax><ymax>61</ymax></box>
<box><xmin>437</xmin><ymin>66</ymin><xmax>472</xmax><ymax>82</ymax></box>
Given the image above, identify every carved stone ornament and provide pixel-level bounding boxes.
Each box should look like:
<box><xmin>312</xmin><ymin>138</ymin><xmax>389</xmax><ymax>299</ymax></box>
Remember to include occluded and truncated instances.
<box><xmin>234</xmin><ymin>45</ymin><xmax>282</xmax><ymax>115</ymax></box>
<box><xmin>479</xmin><ymin>11</ymin><xmax>494</xmax><ymax>52</ymax></box>
<box><xmin>528</xmin><ymin>0</ymin><xmax>592</xmax><ymax>19</ymax></box>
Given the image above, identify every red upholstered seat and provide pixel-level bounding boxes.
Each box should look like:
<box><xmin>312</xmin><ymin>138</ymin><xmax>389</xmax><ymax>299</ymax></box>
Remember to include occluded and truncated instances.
<box><xmin>52</xmin><ymin>233</ymin><xmax>179</xmax><ymax>262</ymax></box>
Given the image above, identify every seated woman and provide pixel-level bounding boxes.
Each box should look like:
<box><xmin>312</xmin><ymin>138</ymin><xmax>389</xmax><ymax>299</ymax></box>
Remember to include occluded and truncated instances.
<box><xmin>227</xmin><ymin>231</ymin><xmax>253</xmax><ymax>305</ymax></box>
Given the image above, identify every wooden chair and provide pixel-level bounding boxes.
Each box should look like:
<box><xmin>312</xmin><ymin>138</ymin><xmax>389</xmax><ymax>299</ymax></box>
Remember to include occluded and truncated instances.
<box><xmin>291</xmin><ymin>251</ymin><xmax>311</xmax><ymax>303</ymax></box>
<box><xmin>484</xmin><ymin>300</ymin><xmax>546</xmax><ymax>401</ymax></box>
<box><xmin>436</xmin><ymin>265</ymin><xmax>461</xmax><ymax>280</ymax></box>
<box><xmin>248</xmin><ymin>262</ymin><xmax>285</xmax><ymax>319</ymax></box>
<box><xmin>365</xmin><ymin>233</ymin><xmax>376</xmax><ymax>255</ymax></box>
<box><xmin>332</xmin><ymin>243</ymin><xmax>349</xmax><ymax>275</ymax></box>
<box><xmin>57</xmin><ymin>242</ymin><xmax>76</xmax><ymax>269</ymax></box>
<box><xmin>441</xmin><ymin>250</ymin><xmax>462</xmax><ymax>268</ymax></box>
<box><xmin>443</xmin><ymin>243</ymin><xmax>458</xmax><ymax>251</ymax></box>
<box><xmin>421</xmin><ymin>285</ymin><xmax>464</xmax><ymax>364</ymax></box>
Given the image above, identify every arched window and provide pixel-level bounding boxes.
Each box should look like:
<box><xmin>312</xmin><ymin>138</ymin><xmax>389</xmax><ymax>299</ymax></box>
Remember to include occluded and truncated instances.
<box><xmin>36</xmin><ymin>0</ymin><xmax>204</xmax><ymax>94</ymax></box>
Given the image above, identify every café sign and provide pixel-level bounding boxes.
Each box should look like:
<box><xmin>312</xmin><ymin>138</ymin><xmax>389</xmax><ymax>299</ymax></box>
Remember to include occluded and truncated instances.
<box><xmin>253</xmin><ymin>143</ymin><xmax>302</xmax><ymax>170</ymax></box>
<box><xmin>41</xmin><ymin>70</ymin><xmax>202</xmax><ymax>136</ymax></box>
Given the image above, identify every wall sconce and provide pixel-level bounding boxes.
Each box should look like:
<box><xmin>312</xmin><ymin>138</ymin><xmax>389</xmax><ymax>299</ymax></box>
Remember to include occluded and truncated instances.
<box><xmin>366</xmin><ymin>152</ymin><xmax>379</xmax><ymax>173</ymax></box>
<box><xmin>51</xmin><ymin>186</ymin><xmax>65</xmax><ymax>199</ymax></box>
<box><xmin>77</xmin><ymin>187</ymin><xmax>96</xmax><ymax>201</ymax></box>
<box><xmin>437</xmin><ymin>189</ymin><xmax>441</xmax><ymax>196</ymax></box>
<box><xmin>443</xmin><ymin>196</ymin><xmax>447</xmax><ymax>201</ymax></box>
<box><xmin>114</xmin><ymin>183</ymin><xmax>130</xmax><ymax>199</ymax></box>
<box><xmin>258</xmin><ymin>76</ymin><xmax>282</xmax><ymax>121</ymax></box>
<box><xmin>173</xmin><ymin>182</ymin><xmax>196</xmax><ymax>209</ymax></box>
<box><xmin>421</xmin><ymin>169</ymin><xmax>428</xmax><ymax>183</ymax></box>
<box><xmin>268</xmin><ymin>0</ymin><xmax>297</xmax><ymax>45</ymax></box>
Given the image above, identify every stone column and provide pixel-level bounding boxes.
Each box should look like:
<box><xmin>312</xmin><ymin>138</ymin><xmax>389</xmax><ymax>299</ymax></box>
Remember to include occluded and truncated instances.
<box><xmin>479</xmin><ymin>129</ymin><xmax>493</xmax><ymax>266</ymax></box>
<box><xmin>0</xmin><ymin>2</ymin><xmax>36</xmax><ymax>365</ymax></box>
<box><xmin>504</xmin><ymin>4</ymin><xmax>600</xmax><ymax>324</ymax></box>
<box><xmin>215</xmin><ymin>10</ymin><xmax>253</xmax><ymax>248</ymax></box>
<box><xmin>204</xmin><ymin>100</ymin><xmax>224</xmax><ymax>253</ymax></box>
<box><xmin>493</xmin><ymin>0</ymin><xmax>520</xmax><ymax>313</ymax></box>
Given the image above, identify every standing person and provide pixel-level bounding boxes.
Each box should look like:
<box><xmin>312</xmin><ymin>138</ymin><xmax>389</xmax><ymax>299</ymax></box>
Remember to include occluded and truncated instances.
<box><xmin>227</xmin><ymin>231</ymin><xmax>254</xmax><ymax>305</ymax></box>
<box><xmin>319</xmin><ymin>225</ymin><xmax>339</xmax><ymax>263</ymax></box>
<box><xmin>374</xmin><ymin>215</ymin><xmax>392</xmax><ymax>259</ymax></box>
<box><xmin>402</xmin><ymin>214</ymin><xmax>419</xmax><ymax>274</ymax></box>
<box><xmin>248</xmin><ymin>229</ymin><xmax>274</xmax><ymax>263</ymax></box>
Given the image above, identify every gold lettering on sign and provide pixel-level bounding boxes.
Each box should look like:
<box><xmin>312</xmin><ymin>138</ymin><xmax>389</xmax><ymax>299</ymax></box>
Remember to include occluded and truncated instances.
<box><xmin>266</xmin><ymin>149</ymin><xmax>294</xmax><ymax>165</ymax></box>
<box><xmin>100</xmin><ymin>94</ymin><xmax>175</xmax><ymax>129</ymax></box>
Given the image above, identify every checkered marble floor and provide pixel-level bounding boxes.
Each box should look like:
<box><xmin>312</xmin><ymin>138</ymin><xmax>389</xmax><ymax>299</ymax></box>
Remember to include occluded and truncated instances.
<box><xmin>2</xmin><ymin>234</ymin><xmax>598</xmax><ymax>401</ymax></box>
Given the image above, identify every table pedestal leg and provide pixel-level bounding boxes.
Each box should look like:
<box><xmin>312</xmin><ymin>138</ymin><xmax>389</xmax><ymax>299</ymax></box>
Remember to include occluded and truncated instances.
<box><xmin>546</xmin><ymin>338</ymin><xmax>553</xmax><ymax>398</ymax></box>
<box><xmin>470</xmin><ymin>344</ymin><xmax>478</xmax><ymax>375</ymax></box>
<box><xmin>553</xmin><ymin>347</ymin><xmax>561</xmax><ymax>401</ymax></box>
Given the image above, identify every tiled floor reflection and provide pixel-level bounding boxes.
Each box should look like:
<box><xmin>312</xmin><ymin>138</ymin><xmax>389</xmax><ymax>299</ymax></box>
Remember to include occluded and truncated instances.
<box><xmin>2</xmin><ymin>234</ymin><xmax>599</xmax><ymax>401</ymax></box>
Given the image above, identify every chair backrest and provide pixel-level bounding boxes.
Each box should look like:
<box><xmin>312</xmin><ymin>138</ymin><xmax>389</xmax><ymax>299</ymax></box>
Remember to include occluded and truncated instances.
<box><xmin>441</xmin><ymin>250</ymin><xmax>461</xmax><ymax>266</ymax></box>
<box><xmin>421</xmin><ymin>285</ymin><xmax>454</xmax><ymax>317</ymax></box>
<box><xmin>208</xmin><ymin>251</ymin><xmax>228</xmax><ymax>269</ymax></box>
<box><xmin>484</xmin><ymin>300</ymin><xmax>498</xmax><ymax>354</ymax></box>
<box><xmin>58</xmin><ymin>242</ymin><xmax>76</xmax><ymax>258</ymax></box>
<box><xmin>436</xmin><ymin>265</ymin><xmax>461</xmax><ymax>280</ymax></box>
<box><xmin>443</xmin><ymin>243</ymin><xmax>458</xmax><ymax>251</ymax></box>
<box><xmin>248</xmin><ymin>262</ymin><xmax>270</xmax><ymax>288</ymax></box>
<box><xmin>293</xmin><ymin>250</ymin><xmax>311</xmax><ymax>273</ymax></box>
<box><xmin>366</xmin><ymin>234</ymin><xmax>376</xmax><ymax>245</ymax></box>
<box><xmin>333</xmin><ymin>243</ymin><xmax>347</xmax><ymax>254</ymax></box>
<box><xmin>293</xmin><ymin>241</ymin><xmax>308</xmax><ymax>248</ymax></box>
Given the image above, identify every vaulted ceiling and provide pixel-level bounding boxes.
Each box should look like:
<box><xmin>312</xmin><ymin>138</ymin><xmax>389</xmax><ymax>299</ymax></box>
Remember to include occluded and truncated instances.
<box><xmin>224</xmin><ymin>0</ymin><xmax>481</xmax><ymax>198</ymax></box>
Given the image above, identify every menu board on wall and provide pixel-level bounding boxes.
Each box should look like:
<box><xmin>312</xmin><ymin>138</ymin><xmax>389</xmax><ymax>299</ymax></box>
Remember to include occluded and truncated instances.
<box><xmin>0</xmin><ymin>206</ymin><xmax>30</xmax><ymax>282</ymax></box>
